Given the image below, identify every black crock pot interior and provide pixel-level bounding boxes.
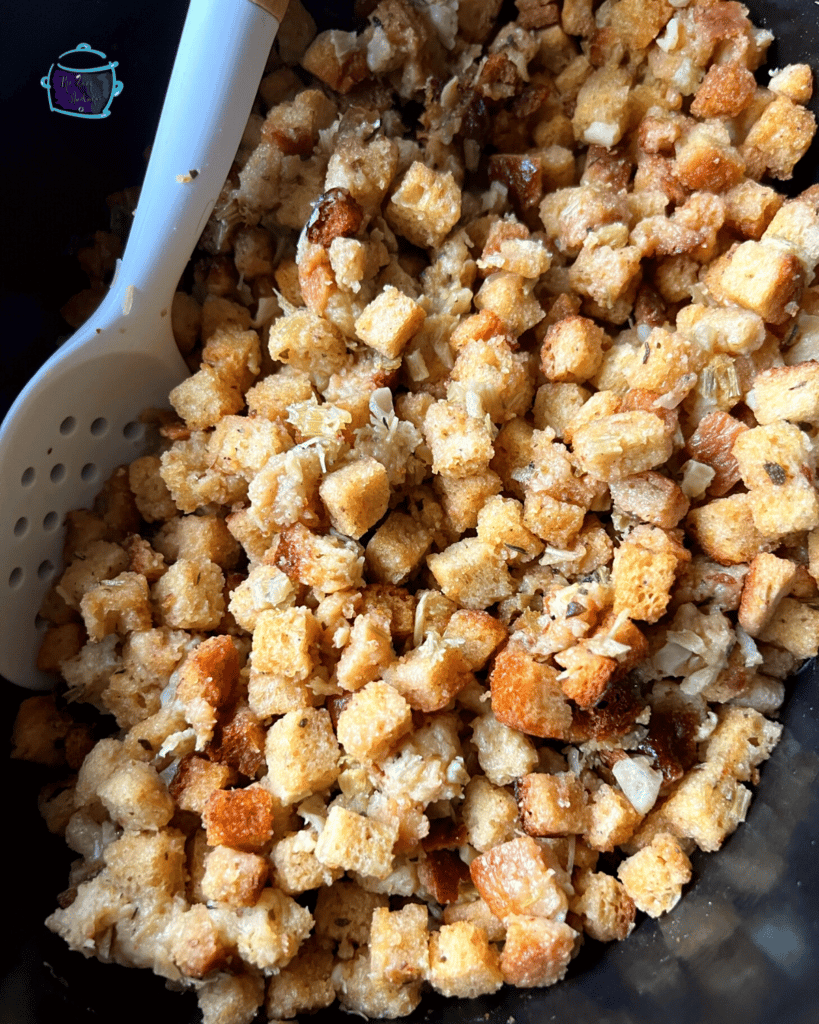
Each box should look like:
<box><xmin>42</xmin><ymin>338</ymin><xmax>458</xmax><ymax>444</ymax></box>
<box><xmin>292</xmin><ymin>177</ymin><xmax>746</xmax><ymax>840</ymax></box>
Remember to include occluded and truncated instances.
<box><xmin>1</xmin><ymin>3</ymin><xmax>817</xmax><ymax>1023</ymax></box>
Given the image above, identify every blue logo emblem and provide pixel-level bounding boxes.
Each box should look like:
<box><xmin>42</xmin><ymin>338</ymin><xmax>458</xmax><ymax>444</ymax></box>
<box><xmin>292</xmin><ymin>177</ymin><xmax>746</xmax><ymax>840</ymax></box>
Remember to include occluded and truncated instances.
<box><xmin>41</xmin><ymin>43</ymin><xmax>123</xmax><ymax>118</ymax></box>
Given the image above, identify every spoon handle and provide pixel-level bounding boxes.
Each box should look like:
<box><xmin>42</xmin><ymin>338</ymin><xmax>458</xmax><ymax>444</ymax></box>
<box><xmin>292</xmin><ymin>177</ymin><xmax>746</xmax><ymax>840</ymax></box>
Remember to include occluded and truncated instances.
<box><xmin>112</xmin><ymin>0</ymin><xmax>283</xmax><ymax>311</ymax></box>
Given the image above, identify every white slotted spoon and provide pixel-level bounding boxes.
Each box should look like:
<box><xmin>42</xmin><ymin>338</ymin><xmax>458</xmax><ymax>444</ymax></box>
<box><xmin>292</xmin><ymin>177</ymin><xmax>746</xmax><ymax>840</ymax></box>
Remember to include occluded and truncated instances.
<box><xmin>0</xmin><ymin>0</ymin><xmax>287</xmax><ymax>689</ymax></box>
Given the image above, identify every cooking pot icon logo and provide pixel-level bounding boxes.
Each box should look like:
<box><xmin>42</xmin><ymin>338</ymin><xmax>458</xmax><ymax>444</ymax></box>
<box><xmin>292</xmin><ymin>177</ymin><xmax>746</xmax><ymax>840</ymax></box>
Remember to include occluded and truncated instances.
<box><xmin>41</xmin><ymin>43</ymin><xmax>123</xmax><ymax>118</ymax></box>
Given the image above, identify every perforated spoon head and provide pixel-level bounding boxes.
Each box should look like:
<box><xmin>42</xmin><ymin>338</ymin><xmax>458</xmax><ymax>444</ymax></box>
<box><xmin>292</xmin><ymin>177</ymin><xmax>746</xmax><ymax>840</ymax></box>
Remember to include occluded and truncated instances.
<box><xmin>0</xmin><ymin>0</ymin><xmax>285</xmax><ymax>689</ymax></box>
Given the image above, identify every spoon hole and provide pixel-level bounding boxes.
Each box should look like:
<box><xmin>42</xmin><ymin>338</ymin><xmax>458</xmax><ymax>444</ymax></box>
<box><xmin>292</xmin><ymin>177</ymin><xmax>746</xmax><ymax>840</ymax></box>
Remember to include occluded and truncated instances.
<box><xmin>59</xmin><ymin>416</ymin><xmax>77</xmax><ymax>436</ymax></box>
<box><xmin>8</xmin><ymin>567</ymin><xmax>23</xmax><ymax>588</ymax></box>
<box><xmin>123</xmin><ymin>420</ymin><xmax>144</xmax><ymax>441</ymax></box>
<box><xmin>21</xmin><ymin>467</ymin><xmax>35</xmax><ymax>487</ymax></box>
<box><xmin>81</xmin><ymin>463</ymin><xmax>98</xmax><ymax>483</ymax></box>
<box><xmin>90</xmin><ymin>417</ymin><xmax>109</xmax><ymax>437</ymax></box>
<box><xmin>50</xmin><ymin>463</ymin><xmax>67</xmax><ymax>484</ymax></box>
<box><xmin>43</xmin><ymin>511</ymin><xmax>60</xmax><ymax>531</ymax></box>
<box><xmin>37</xmin><ymin>560</ymin><xmax>55</xmax><ymax>581</ymax></box>
<box><xmin>13</xmin><ymin>517</ymin><xmax>29</xmax><ymax>538</ymax></box>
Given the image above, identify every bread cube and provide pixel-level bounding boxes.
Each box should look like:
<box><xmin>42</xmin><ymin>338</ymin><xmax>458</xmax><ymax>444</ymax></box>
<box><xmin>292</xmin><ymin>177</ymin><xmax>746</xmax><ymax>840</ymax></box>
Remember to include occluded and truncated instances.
<box><xmin>128</xmin><ymin>455</ymin><xmax>177</xmax><ymax>523</ymax></box>
<box><xmin>264</xmin><ymin>708</ymin><xmax>341</xmax><ymax>805</ymax></box>
<box><xmin>519</xmin><ymin>772</ymin><xmax>589</xmax><ymax>836</ymax></box>
<box><xmin>572</xmin><ymin>66</ymin><xmax>632</xmax><ymax>147</ymax></box>
<box><xmin>265</xmin><ymin>943</ymin><xmax>336</xmax><ymax>1019</ymax></box>
<box><xmin>554</xmin><ymin>642</ymin><xmax>617</xmax><ymax>708</ymax></box>
<box><xmin>171</xmin><ymin>904</ymin><xmax>232</xmax><ymax>979</ymax></box>
<box><xmin>533</xmin><ymin>382</ymin><xmax>591</xmax><ymax>439</ymax></box>
<box><xmin>313</xmin><ymin>879</ymin><xmax>388</xmax><ymax>954</ymax></box>
<box><xmin>740</xmin><ymin>95</ymin><xmax>816</xmax><ymax>180</ymax></box>
<box><xmin>473</xmin><ymin>271</ymin><xmax>545</xmax><ymax>337</ymax></box>
<box><xmin>202</xmin><ymin>785</ymin><xmax>276</xmax><ymax>852</ymax></box>
<box><xmin>103</xmin><ymin>828</ymin><xmax>187</xmax><ymax>897</ymax></box>
<box><xmin>750</xmin><ymin>361</ymin><xmax>819</xmax><ymax>425</ymax></box>
<box><xmin>246</xmin><ymin>367</ymin><xmax>314</xmax><ymax>421</ymax></box>
<box><xmin>97</xmin><ymin>760</ymin><xmax>175</xmax><ymax>831</ymax></box>
<box><xmin>659</xmin><ymin>764</ymin><xmax>751</xmax><ymax>852</ymax></box>
<box><xmin>336</xmin><ymin>680</ymin><xmax>413</xmax><ymax>762</ymax></box>
<box><xmin>617</xmin><ymin>832</ymin><xmax>691</xmax><ymax>916</ymax></box>
<box><xmin>500</xmin><ymin>916</ymin><xmax>577</xmax><ymax>988</ymax></box>
<box><xmin>757</xmin><ymin>596</ymin><xmax>819</xmax><ymax>658</ymax></box>
<box><xmin>522</xmin><ymin>490</ymin><xmax>586</xmax><ymax>549</ymax></box>
<box><xmin>169</xmin><ymin>754</ymin><xmax>234</xmax><ymax>815</ymax></box>
<box><xmin>169</xmin><ymin>366</ymin><xmax>244</xmax><ymax>431</ymax></box>
<box><xmin>490</xmin><ymin>642</ymin><xmax>573</xmax><ymax>740</ymax></box>
<box><xmin>364</xmin><ymin>511</ymin><xmax>432</xmax><ymax>584</ymax></box>
<box><xmin>195</xmin><ymin>971</ymin><xmax>265</xmax><ymax>1024</ymax></box>
<box><xmin>461</xmin><ymin>776</ymin><xmax>519</xmax><ymax>853</ymax></box>
<box><xmin>470</xmin><ymin>836</ymin><xmax>569</xmax><ymax>922</ymax></box>
<box><xmin>314</xmin><ymin>804</ymin><xmax>397</xmax><ymax>880</ymax></box>
<box><xmin>79</xmin><ymin>571</ymin><xmax>152</xmax><ymax>642</ymax></box>
<box><xmin>56</xmin><ymin>540</ymin><xmax>129</xmax><ymax>610</ymax></box>
<box><xmin>335</xmin><ymin>609</ymin><xmax>395</xmax><ymax>692</ymax></box>
<box><xmin>271</xmin><ymin>829</ymin><xmax>345</xmax><ymax>895</ymax></box>
<box><xmin>609</xmin><ymin>472</ymin><xmax>689</xmax><ymax>529</ymax></box>
<box><xmin>212</xmin><ymin>886</ymin><xmax>313</xmax><ymax>973</ymax></box>
<box><xmin>427</xmin><ymin>537</ymin><xmax>515</xmax><ymax>611</ymax></box>
<box><xmin>442</xmin><ymin>609</ymin><xmax>508</xmax><ymax>671</ymax></box>
<box><xmin>382</xmin><ymin>634</ymin><xmax>472</xmax><ymax>713</ymax></box>
<box><xmin>354</xmin><ymin>285</ymin><xmax>426</xmax><ymax>359</ymax></box>
<box><xmin>611</xmin><ymin>528</ymin><xmax>685</xmax><ymax>624</ymax></box>
<box><xmin>428</xmin><ymin>921</ymin><xmax>503</xmax><ymax>998</ymax></box>
<box><xmin>385</xmin><ymin>161</ymin><xmax>461</xmax><ymax>249</ymax></box>
<box><xmin>572</xmin><ymin>410</ymin><xmax>673</xmax><ymax>482</ymax></box>
<box><xmin>447</xmin><ymin>335</ymin><xmax>536</xmax><ymax>424</ymax></box>
<box><xmin>152</xmin><ymin>558</ymin><xmax>225</xmax><ymax>630</ymax></box>
<box><xmin>738</xmin><ymin>552</ymin><xmax>798</xmax><ymax>637</ymax></box>
<box><xmin>723</xmin><ymin>179</ymin><xmax>784</xmax><ymax>239</ymax></box>
<box><xmin>177</xmin><ymin>634</ymin><xmax>240</xmax><ymax>713</ymax></box>
<box><xmin>690</xmin><ymin>61</ymin><xmax>757</xmax><ymax>119</ymax></box>
<box><xmin>571</xmin><ymin>871</ymin><xmax>635</xmax><ymax>942</ymax></box>
<box><xmin>704</xmin><ymin>240</ymin><xmax>805</xmax><ymax>324</ymax></box>
<box><xmin>544</xmin><ymin>311</ymin><xmax>606</xmax><ymax>385</ymax></box>
<box><xmin>319</xmin><ymin>456</ymin><xmax>390</xmax><ymax>539</ymax></box>
<box><xmin>684</xmin><ymin>410</ymin><xmax>747</xmax><ymax>497</ymax></box>
<box><xmin>370</xmin><ymin>904</ymin><xmax>429</xmax><ymax>985</ymax></box>
<box><xmin>332</xmin><ymin>949</ymin><xmax>422</xmax><ymax>1019</ymax></box>
<box><xmin>703</xmin><ymin>707</ymin><xmax>783</xmax><ymax>784</ymax></box>
<box><xmin>423</xmin><ymin>400</ymin><xmax>494</xmax><ymax>479</ymax></box>
<box><xmin>686</xmin><ymin>493</ymin><xmax>774</xmax><ymax>565</ymax></box>
<box><xmin>471</xmin><ymin>710</ymin><xmax>539</xmax><ymax>786</ymax></box>
<box><xmin>275</xmin><ymin>522</ymin><xmax>365</xmax><ymax>593</ymax></box>
<box><xmin>201</xmin><ymin>845</ymin><xmax>269</xmax><ymax>906</ymax></box>
<box><xmin>435</xmin><ymin>471</ymin><xmax>504</xmax><ymax>533</ymax></box>
<box><xmin>584</xmin><ymin>783</ymin><xmax>643</xmax><ymax>852</ymax></box>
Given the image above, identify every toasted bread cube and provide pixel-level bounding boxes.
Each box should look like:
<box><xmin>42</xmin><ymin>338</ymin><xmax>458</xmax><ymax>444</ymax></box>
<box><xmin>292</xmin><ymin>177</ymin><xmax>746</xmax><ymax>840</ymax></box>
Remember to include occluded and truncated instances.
<box><xmin>490</xmin><ymin>642</ymin><xmax>573</xmax><ymax>740</ymax></box>
<box><xmin>442</xmin><ymin>609</ymin><xmax>508</xmax><ymax>671</ymax></box>
<box><xmin>45</xmin><ymin>872</ymin><xmax>135</xmax><ymax>960</ymax></box>
<box><xmin>434</xmin><ymin>471</ymin><xmax>504</xmax><ymax>534</ymax></box>
<box><xmin>195</xmin><ymin>969</ymin><xmax>266</xmax><ymax>1023</ymax></box>
<box><xmin>723</xmin><ymin>180</ymin><xmax>784</xmax><ymax>239</ymax></box>
<box><xmin>471</xmin><ymin>711</ymin><xmax>539</xmax><ymax>787</ymax></box>
<box><xmin>276</xmin><ymin>522</ymin><xmax>365</xmax><ymax>593</ymax></box>
<box><xmin>332</xmin><ymin>949</ymin><xmax>422</xmax><ymax>1019</ymax></box>
<box><xmin>757</xmin><ymin>597</ymin><xmax>819</xmax><ymax>658</ymax></box>
<box><xmin>738</xmin><ymin>552</ymin><xmax>798</xmax><ymax>637</ymax></box>
<box><xmin>313</xmin><ymin>879</ymin><xmax>387</xmax><ymax>954</ymax></box>
<box><xmin>251</xmin><ymin>607</ymin><xmax>320</xmax><ymax>677</ymax></box>
<box><xmin>103</xmin><ymin>828</ymin><xmax>187</xmax><ymax>897</ymax></box>
<box><xmin>519</xmin><ymin>772</ymin><xmax>590</xmax><ymax>837</ymax></box>
<box><xmin>427</xmin><ymin>537</ymin><xmax>515</xmax><ymax>611</ymax></box>
<box><xmin>355</xmin><ymin>285</ymin><xmax>426</xmax><ymax>359</ymax></box>
<box><xmin>522</xmin><ymin>490</ymin><xmax>586</xmax><ymax>549</ymax></box>
<box><xmin>336</xmin><ymin>680</ymin><xmax>413</xmax><ymax>762</ymax></box>
<box><xmin>443</xmin><ymin>897</ymin><xmax>506</xmax><ymax>942</ymax></box>
<box><xmin>470</xmin><ymin>836</ymin><xmax>569</xmax><ymax>922</ymax></box>
<box><xmin>314</xmin><ymin>804</ymin><xmax>397</xmax><ymax>880</ymax></box>
<box><xmin>228</xmin><ymin>564</ymin><xmax>294</xmax><ymax>632</ymax></box>
<box><xmin>533</xmin><ymin>382</ymin><xmax>591</xmax><ymax>439</ymax></box>
<box><xmin>500</xmin><ymin>916</ymin><xmax>577</xmax><ymax>988</ymax></box>
<box><xmin>169</xmin><ymin>754</ymin><xmax>235</xmax><ymax>815</ymax></box>
<box><xmin>152</xmin><ymin>558</ymin><xmax>225</xmax><ymax>630</ymax></box>
<box><xmin>382</xmin><ymin>634</ymin><xmax>472</xmax><ymax>713</ymax></box>
<box><xmin>611</xmin><ymin>532</ymin><xmax>681</xmax><ymax>624</ymax></box>
<box><xmin>424</xmin><ymin>400</ymin><xmax>494</xmax><ymax>479</ymax></box>
<box><xmin>264</xmin><ymin>709</ymin><xmax>341</xmax><ymax>805</ymax></box>
<box><xmin>246</xmin><ymin>367</ymin><xmax>313</xmax><ymax>420</ymax></box>
<box><xmin>79</xmin><ymin>571</ymin><xmax>152</xmax><ymax>642</ymax></box>
<box><xmin>660</xmin><ymin>764</ymin><xmax>751</xmax><ymax>852</ymax></box>
<box><xmin>335</xmin><ymin>609</ymin><xmax>395</xmax><ymax>692</ymax></box>
<box><xmin>169</xmin><ymin>366</ymin><xmax>244</xmax><ymax>430</ymax></box>
<box><xmin>364</xmin><ymin>511</ymin><xmax>432</xmax><ymax>585</ymax></box>
<box><xmin>447</xmin><ymin>335</ymin><xmax>536</xmax><ymax>424</ymax></box>
<box><xmin>386</xmin><ymin>161</ymin><xmax>461</xmax><ymax>250</ymax></box>
<box><xmin>177</xmin><ymin>635</ymin><xmax>240</xmax><ymax>712</ymax></box>
<box><xmin>673</xmin><ymin>123</ymin><xmax>745</xmax><ymax>194</ymax></box>
<box><xmin>271</xmin><ymin>829</ymin><xmax>344</xmax><ymax>894</ymax></box>
<box><xmin>686</xmin><ymin>493</ymin><xmax>774</xmax><ymax>566</ymax></box>
<box><xmin>171</xmin><ymin>904</ymin><xmax>233</xmax><ymax>979</ymax></box>
<box><xmin>704</xmin><ymin>240</ymin><xmax>805</xmax><ymax>324</ymax></box>
<box><xmin>584</xmin><ymin>783</ymin><xmax>643</xmax><ymax>852</ymax></box>
<box><xmin>201</xmin><ymin>845</ymin><xmax>269</xmax><ymax>906</ymax></box>
<box><xmin>554</xmin><ymin>642</ymin><xmax>617</xmax><ymax>708</ymax></box>
<box><xmin>703</xmin><ymin>707</ymin><xmax>783</xmax><ymax>783</ymax></box>
<box><xmin>609</xmin><ymin>472</ymin><xmax>689</xmax><ymax>529</ymax></box>
<box><xmin>57</xmin><ymin>540</ymin><xmax>129</xmax><ymax>610</ymax></box>
<box><xmin>370</xmin><ymin>904</ymin><xmax>430</xmax><ymax>985</ymax></box>
<box><xmin>154</xmin><ymin>514</ymin><xmax>242</xmax><ymax>570</ymax></box>
<box><xmin>684</xmin><ymin>410</ymin><xmax>747</xmax><ymax>497</ymax></box>
<box><xmin>540</xmin><ymin>315</ymin><xmax>606</xmax><ymax>384</ymax></box>
<box><xmin>128</xmin><ymin>455</ymin><xmax>177</xmax><ymax>523</ymax></box>
<box><xmin>427</xmin><ymin>921</ymin><xmax>503</xmax><ymax>998</ymax></box>
<box><xmin>733</xmin><ymin>421</ymin><xmax>814</xmax><ymax>489</ymax></box>
<box><xmin>617</xmin><ymin>832</ymin><xmax>691</xmax><ymax>916</ymax></box>
<box><xmin>572</xmin><ymin>65</ymin><xmax>632</xmax><ymax>147</ymax></box>
<box><xmin>740</xmin><ymin>95</ymin><xmax>816</xmax><ymax>180</ymax></box>
<box><xmin>572</xmin><ymin>410</ymin><xmax>673</xmax><ymax>482</ymax></box>
<box><xmin>212</xmin><ymin>886</ymin><xmax>313</xmax><ymax>973</ymax></box>
<box><xmin>474</xmin><ymin>271</ymin><xmax>545</xmax><ymax>337</ymax></box>
<box><xmin>461</xmin><ymin>776</ymin><xmax>519</xmax><ymax>853</ymax></box>
<box><xmin>572</xmin><ymin>871</ymin><xmax>635</xmax><ymax>942</ymax></box>
<box><xmin>202</xmin><ymin>785</ymin><xmax>276</xmax><ymax>852</ymax></box>
<box><xmin>690</xmin><ymin>61</ymin><xmax>757</xmax><ymax>119</ymax></box>
<box><xmin>97</xmin><ymin>760</ymin><xmax>175</xmax><ymax>831</ymax></box>
<box><xmin>201</xmin><ymin>326</ymin><xmax>261</xmax><ymax>392</ymax></box>
<box><xmin>319</xmin><ymin>456</ymin><xmax>390</xmax><ymax>539</ymax></box>
<box><xmin>750</xmin><ymin>361</ymin><xmax>819</xmax><ymax>425</ymax></box>
<box><xmin>265</xmin><ymin>944</ymin><xmax>336</xmax><ymax>1019</ymax></box>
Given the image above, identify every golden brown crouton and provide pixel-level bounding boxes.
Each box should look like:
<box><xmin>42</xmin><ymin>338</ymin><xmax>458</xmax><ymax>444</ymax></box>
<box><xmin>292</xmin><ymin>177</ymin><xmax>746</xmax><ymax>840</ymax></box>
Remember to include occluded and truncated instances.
<box><xmin>571</xmin><ymin>871</ymin><xmax>635</xmax><ymax>942</ymax></box>
<box><xmin>470</xmin><ymin>836</ymin><xmax>569</xmax><ymax>922</ymax></box>
<box><xmin>617</xmin><ymin>832</ymin><xmax>691</xmax><ymax>916</ymax></box>
<box><xmin>370</xmin><ymin>904</ymin><xmax>430</xmax><ymax>985</ymax></box>
<box><xmin>738</xmin><ymin>552</ymin><xmax>798</xmax><ymax>637</ymax></box>
<box><xmin>264</xmin><ymin>708</ymin><xmax>341</xmax><ymax>805</ymax></box>
<box><xmin>500</xmin><ymin>916</ymin><xmax>577</xmax><ymax>988</ymax></box>
<box><xmin>202</xmin><ymin>786</ymin><xmax>276</xmax><ymax>851</ymax></box>
<box><xmin>519</xmin><ymin>772</ymin><xmax>589</xmax><ymax>836</ymax></box>
<box><xmin>336</xmin><ymin>680</ymin><xmax>413</xmax><ymax>762</ymax></box>
<box><xmin>428</xmin><ymin>921</ymin><xmax>504</xmax><ymax>998</ymax></box>
<box><xmin>201</xmin><ymin>845</ymin><xmax>269</xmax><ymax>907</ymax></box>
<box><xmin>490</xmin><ymin>642</ymin><xmax>573</xmax><ymax>740</ymax></box>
